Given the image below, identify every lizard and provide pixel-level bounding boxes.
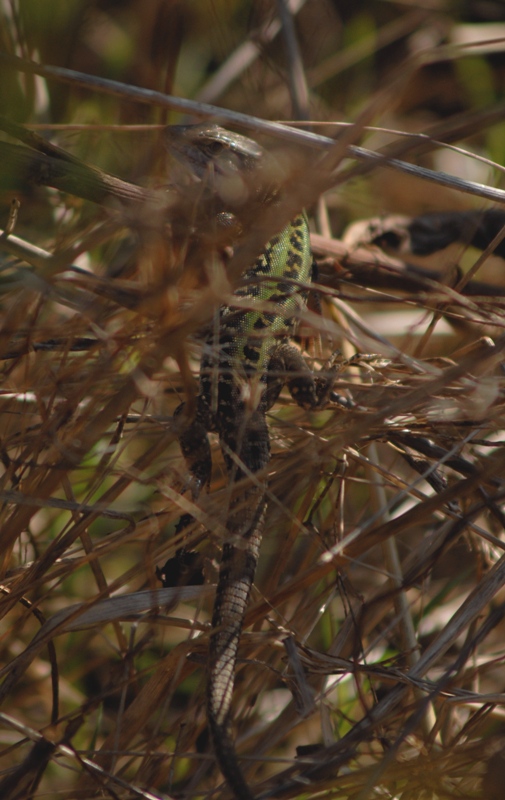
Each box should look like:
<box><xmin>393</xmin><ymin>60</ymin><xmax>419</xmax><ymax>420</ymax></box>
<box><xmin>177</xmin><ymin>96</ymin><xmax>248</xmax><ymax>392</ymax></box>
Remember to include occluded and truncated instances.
<box><xmin>160</xmin><ymin>124</ymin><xmax>335</xmax><ymax>800</ymax></box>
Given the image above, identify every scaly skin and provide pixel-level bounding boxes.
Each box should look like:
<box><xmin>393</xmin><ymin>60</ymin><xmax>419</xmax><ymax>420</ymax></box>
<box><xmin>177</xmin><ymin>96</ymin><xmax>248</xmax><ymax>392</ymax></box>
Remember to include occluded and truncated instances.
<box><xmin>163</xmin><ymin>126</ymin><xmax>332</xmax><ymax>800</ymax></box>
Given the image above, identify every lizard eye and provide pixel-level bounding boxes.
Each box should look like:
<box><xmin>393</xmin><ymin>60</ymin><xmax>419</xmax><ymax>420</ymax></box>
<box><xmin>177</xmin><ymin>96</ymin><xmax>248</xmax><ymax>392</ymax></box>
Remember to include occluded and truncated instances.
<box><xmin>205</xmin><ymin>140</ymin><xmax>227</xmax><ymax>156</ymax></box>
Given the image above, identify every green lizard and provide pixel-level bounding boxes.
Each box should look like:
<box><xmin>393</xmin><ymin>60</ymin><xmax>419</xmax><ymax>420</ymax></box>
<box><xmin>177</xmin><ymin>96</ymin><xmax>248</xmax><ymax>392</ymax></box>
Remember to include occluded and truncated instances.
<box><xmin>160</xmin><ymin>124</ymin><xmax>334</xmax><ymax>800</ymax></box>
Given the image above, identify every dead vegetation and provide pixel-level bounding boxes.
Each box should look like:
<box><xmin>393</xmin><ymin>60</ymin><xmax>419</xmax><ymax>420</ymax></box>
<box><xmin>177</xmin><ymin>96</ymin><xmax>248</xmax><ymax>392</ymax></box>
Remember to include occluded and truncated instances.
<box><xmin>1</xmin><ymin>2</ymin><xmax>505</xmax><ymax>799</ymax></box>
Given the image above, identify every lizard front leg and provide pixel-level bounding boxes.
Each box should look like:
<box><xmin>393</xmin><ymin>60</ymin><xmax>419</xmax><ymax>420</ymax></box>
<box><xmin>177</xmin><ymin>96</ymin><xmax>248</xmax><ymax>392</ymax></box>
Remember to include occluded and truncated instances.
<box><xmin>267</xmin><ymin>341</ymin><xmax>336</xmax><ymax>412</ymax></box>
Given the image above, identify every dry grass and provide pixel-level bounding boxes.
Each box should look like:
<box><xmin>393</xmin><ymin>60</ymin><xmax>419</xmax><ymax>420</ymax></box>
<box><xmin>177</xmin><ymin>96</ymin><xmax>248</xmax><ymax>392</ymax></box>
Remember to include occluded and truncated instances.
<box><xmin>1</xmin><ymin>3</ymin><xmax>505</xmax><ymax>799</ymax></box>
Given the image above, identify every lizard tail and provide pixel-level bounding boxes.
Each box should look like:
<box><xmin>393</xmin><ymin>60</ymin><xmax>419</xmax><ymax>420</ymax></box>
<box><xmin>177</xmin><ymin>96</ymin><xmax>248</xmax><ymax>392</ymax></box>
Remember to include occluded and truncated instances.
<box><xmin>207</xmin><ymin>496</ymin><xmax>266</xmax><ymax>800</ymax></box>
